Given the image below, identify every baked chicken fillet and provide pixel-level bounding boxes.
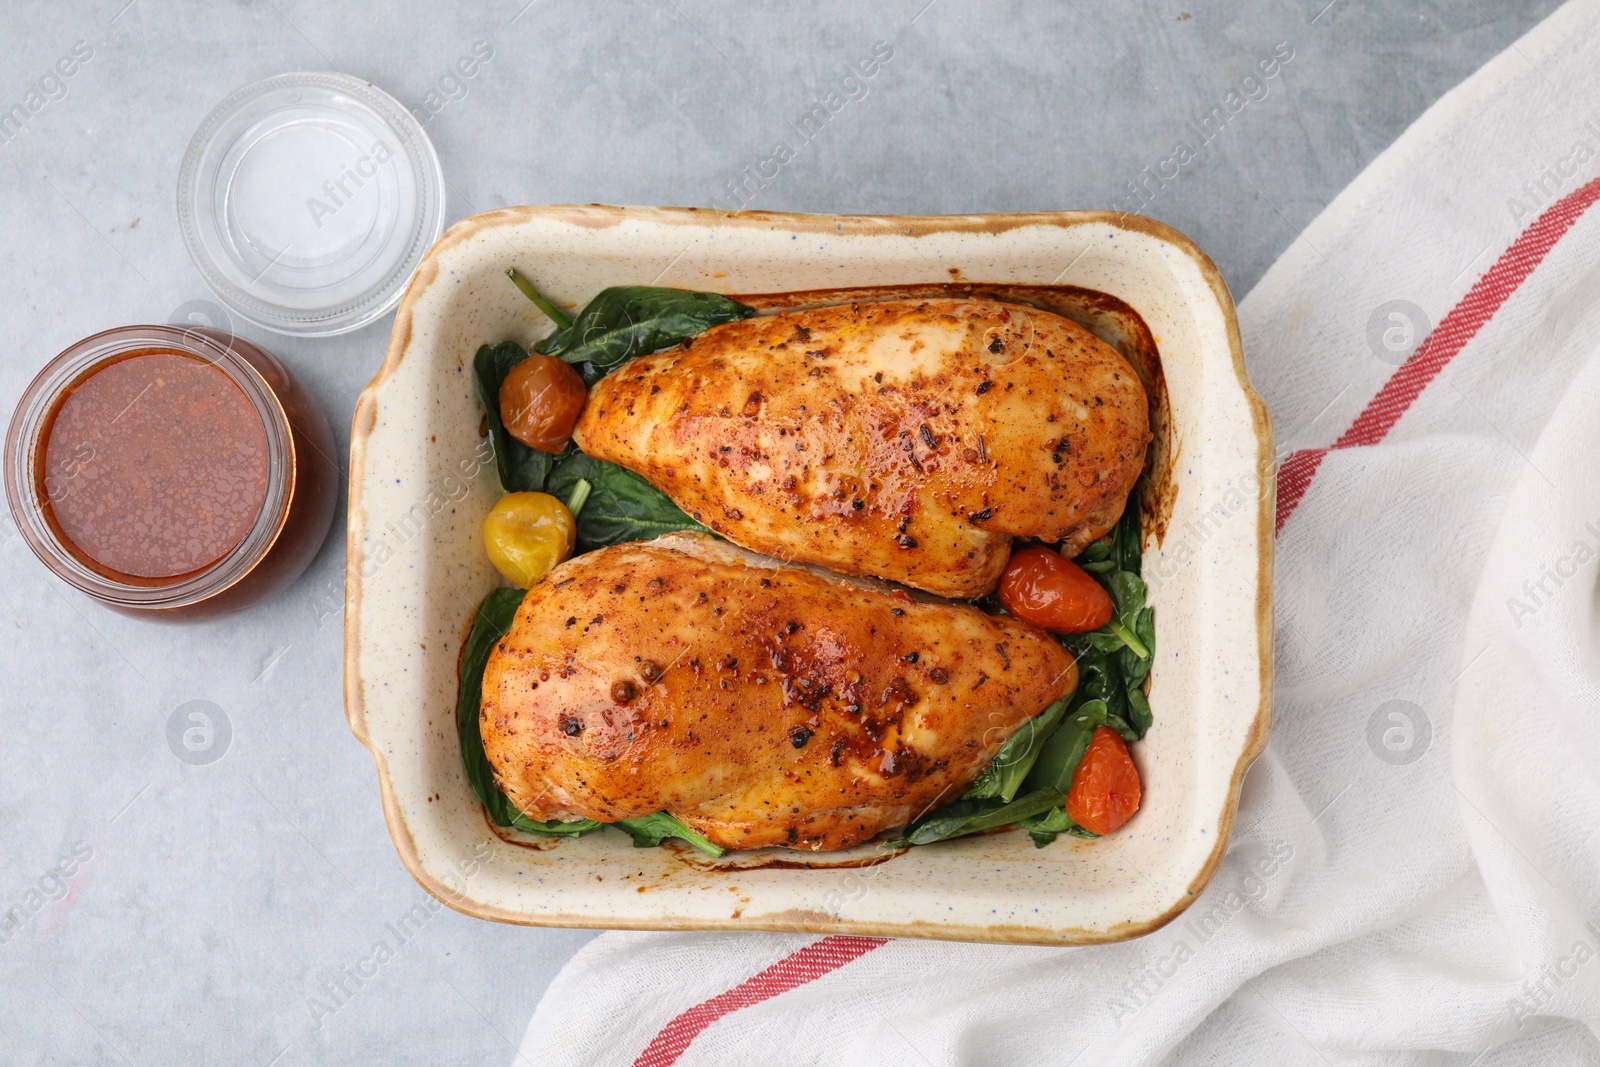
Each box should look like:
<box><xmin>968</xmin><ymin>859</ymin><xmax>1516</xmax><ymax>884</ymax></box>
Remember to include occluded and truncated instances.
<box><xmin>572</xmin><ymin>297</ymin><xmax>1150</xmax><ymax>599</ymax></box>
<box><xmin>479</xmin><ymin>533</ymin><xmax>1078</xmax><ymax>851</ymax></box>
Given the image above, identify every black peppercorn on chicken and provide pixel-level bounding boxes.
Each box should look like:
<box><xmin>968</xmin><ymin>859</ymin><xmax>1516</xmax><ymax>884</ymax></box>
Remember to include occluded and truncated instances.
<box><xmin>571</xmin><ymin>298</ymin><xmax>1150</xmax><ymax>598</ymax></box>
<box><xmin>479</xmin><ymin>533</ymin><xmax>1078</xmax><ymax>851</ymax></box>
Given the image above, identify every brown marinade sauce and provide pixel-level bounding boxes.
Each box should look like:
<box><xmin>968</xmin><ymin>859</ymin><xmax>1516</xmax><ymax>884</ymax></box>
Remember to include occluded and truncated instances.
<box><xmin>38</xmin><ymin>349</ymin><xmax>269</xmax><ymax>584</ymax></box>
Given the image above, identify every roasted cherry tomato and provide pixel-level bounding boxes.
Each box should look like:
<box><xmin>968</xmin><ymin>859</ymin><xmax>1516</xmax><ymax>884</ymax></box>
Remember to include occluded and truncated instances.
<box><xmin>498</xmin><ymin>353</ymin><xmax>586</xmax><ymax>453</ymax></box>
<box><xmin>997</xmin><ymin>545</ymin><xmax>1114</xmax><ymax>633</ymax></box>
<box><xmin>1066</xmin><ymin>726</ymin><xmax>1142</xmax><ymax>835</ymax></box>
<box><xmin>482</xmin><ymin>492</ymin><xmax>576</xmax><ymax>588</ymax></box>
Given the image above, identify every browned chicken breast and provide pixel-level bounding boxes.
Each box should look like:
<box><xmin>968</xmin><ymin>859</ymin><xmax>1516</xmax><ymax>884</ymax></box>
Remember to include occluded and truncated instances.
<box><xmin>572</xmin><ymin>297</ymin><xmax>1150</xmax><ymax>599</ymax></box>
<box><xmin>480</xmin><ymin>533</ymin><xmax>1078</xmax><ymax>851</ymax></box>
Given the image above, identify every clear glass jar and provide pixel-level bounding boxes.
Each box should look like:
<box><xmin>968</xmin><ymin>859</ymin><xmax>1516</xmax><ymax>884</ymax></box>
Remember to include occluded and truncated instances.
<box><xmin>4</xmin><ymin>325</ymin><xmax>337</xmax><ymax>619</ymax></box>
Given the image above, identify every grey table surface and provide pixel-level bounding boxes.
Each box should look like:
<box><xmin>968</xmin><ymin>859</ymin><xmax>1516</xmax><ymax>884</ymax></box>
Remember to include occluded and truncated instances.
<box><xmin>0</xmin><ymin>1</ymin><xmax>1562</xmax><ymax>1063</ymax></box>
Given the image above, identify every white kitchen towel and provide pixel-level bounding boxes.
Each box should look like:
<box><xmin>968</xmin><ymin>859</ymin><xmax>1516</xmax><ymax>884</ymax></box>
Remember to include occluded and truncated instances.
<box><xmin>516</xmin><ymin>2</ymin><xmax>1600</xmax><ymax>1062</ymax></box>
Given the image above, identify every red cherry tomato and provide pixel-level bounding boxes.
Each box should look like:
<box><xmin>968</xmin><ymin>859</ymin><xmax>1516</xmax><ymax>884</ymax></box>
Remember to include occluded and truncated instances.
<box><xmin>1066</xmin><ymin>726</ymin><xmax>1142</xmax><ymax>834</ymax></box>
<box><xmin>997</xmin><ymin>545</ymin><xmax>1114</xmax><ymax>633</ymax></box>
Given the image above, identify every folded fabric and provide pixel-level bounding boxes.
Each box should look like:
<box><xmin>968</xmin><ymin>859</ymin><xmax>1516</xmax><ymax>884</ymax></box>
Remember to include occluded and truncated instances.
<box><xmin>517</xmin><ymin>3</ymin><xmax>1600</xmax><ymax>1062</ymax></box>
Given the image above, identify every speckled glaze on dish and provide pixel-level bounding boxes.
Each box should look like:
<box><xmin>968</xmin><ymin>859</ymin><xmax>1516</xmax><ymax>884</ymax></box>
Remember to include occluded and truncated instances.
<box><xmin>345</xmin><ymin>206</ymin><xmax>1274</xmax><ymax>945</ymax></box>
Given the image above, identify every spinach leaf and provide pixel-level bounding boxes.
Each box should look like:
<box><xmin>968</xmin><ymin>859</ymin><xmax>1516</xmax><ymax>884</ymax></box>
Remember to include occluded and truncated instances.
<box><xmin>884</xmin><ymin>788</ymin><xmax>1067</xmax><ymax>849</ymax></box>
<box><xmin>510</xmin><ymin>813</ymin><xmax>605</xmax><ymax>837</ymax></box>
<box><xmin>1099</xmin><ymin>570</ymin><xmax>1151</xmax><ymax>659</ymax></box>
<box><xmin>1018</xmin><ymin>805</ymin><xmax>1098</xmax><ymax>848</ymax></box>
<box><xmin>1064</xmin><ymin>501</ymin><xmax>1155</xmax><ymax>745</ymax></box>
<box><xmin>1120</xmin><ymin>605</ymin><xmax>1156</xmax><ymax>683</ymax></box>
<box><xmin>473</xmin><ymin>341</ymin><xmax>568</xmax><ymax>493</ymax></box>
<box><xmin>534</xmin><ymin>286</ymin><xmax>757</xmax><ymax>385</ymax></box>
<box><xmin>1075</xmin><ymin>537</ymin><xmax>1115</xmax><ymax>574</ymax></box>
<box><xmin>1023</xmin><ymin>698</ymin><xmax>1109</xmax><ymax>795</ymax></box>
<box><xmin>612</xmin><ymin>812</ymin><xmax>725</xmax><ymax>858</ymax></box>
<box><xmin>1125</xmin><ymin>685</ymin><xmax>1154</xmax><ymax>738</ymax></box>
<box><xmin>1068</xmin><ymin>502</ymin><xmax>1158</xmax><ymax>734</ymax></box>
<box><xmin>963</xmin><ymin>696</ymin><xmax>1071</xmax><ymax>803</ymax></box>
<box><xmin>1070</xmin><ymin>645</ymin><xmax>1135</xmax><ymax>742</ymax></box>
<box><xmin>1007</xmin><ymin>694</ymin><xmax>1111</xmax><ymax>847</ymax></box>
<box><xmin>457</xmin><ymin>587</ymin><xmax>604</xmax><ymax>838</ymax></box>
<box><xmin>546</xmin><ymin>452</ymin><xmax>707</xmax><ymax>552</ymax></box>
<box><xmin>457</xmin><ymin>586</ymin><xmax>524</xmax><ymax>827</ymax></box>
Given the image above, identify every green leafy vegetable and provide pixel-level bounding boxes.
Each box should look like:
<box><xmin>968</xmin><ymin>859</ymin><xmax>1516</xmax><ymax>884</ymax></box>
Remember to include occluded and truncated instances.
<box><xmin>1080</xmin><ymin>575</ymin><xmax>1150</xmax><ymax>659</ymax></box>
<box><xmin>457</xmin><ymin>587</ymin><xmax>603</xmax><ymax>838</ymax></box>
<box><xmin>884</xmin><ymin>788</ymin><xmax>1068</xmax><ymax>849</ymax></box>
<box><xmin>613</xmin><ymin>812</ymin><xmax>725</xmax><ymax>857</ymax></box>
<box><xmin>1022</xmin><ymin>699</ymin><xmax>1108</xmax><ymax>794</ymax></box>
<box><xmin>510</xmin><ymin>813</ymin><xmax>605</xmax><ymax>837</ymax></box>
<box><xmin>1018</xmin><ymin>806</ymin><xmax>1097</xmax><ymax>847</ymax></box>
<box><xmin>1070</xmin><ymin>647</ymin><xmax>1129</xmax><ymax>741</ymax></box>
<box><xmin>532</xmin><ymin>285</ymin><xmax>757</xmax><ymax>385</ymax></box>
<box><xmin>1066</xmin><ymin>506</ymin><xmax>1156</xmax><ymax>745</ymax></box>
<box><xmin>456</xmin><ymin>586</ymin><xmax>524</xmax><ymax>826</ymax></box>
<box><xmin>473</xmin><ymin>341</ymin><xmax>568</xmax><ymax>493</ymax></box>
<box><xmin>1119</xmin><ymin>604</ymin><xmax>1156</xmax><ymax>683</ymax></box>
<box><xmin>1101</xmin><ymin>571</ymin><xmax>1151</xmax><ymax>658</ymax></box>
<box><xmin>546</xmin><ymin>452</ymin><xmax>707</xmax><ymax>552</ymax></box>
<box><xmin>1126</xmin><ymin>685</ymin><xmax>1154</xmax><ymax>737</ymax></box>
<box><xmin>1008</xmin><ymin>699</ymin><xmax>1110</xmax><ymax>848</ymax></box>
<box><xmin>1070</xmin><ymin>642</ymin><xmax>1151</xmax><ymax>744</ymax></box>
<box><xmin>963</xmin><ymin>696</ymin><xmax>1070</xmax><ymax>803</ymax></box>
<box><xmin>1019</xmin><ymin>807</ymin><xmax>1075</xmax><ymax>846</ymax></box>
<box><xmin>1075</xmin><ymin>537</ymin><xmax>1116</xmax><ymax>575</ymax></box>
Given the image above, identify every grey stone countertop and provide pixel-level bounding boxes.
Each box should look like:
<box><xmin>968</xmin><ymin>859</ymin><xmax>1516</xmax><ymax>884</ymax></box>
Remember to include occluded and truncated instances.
<box><xmin>0</xmin><ymin>1</ymin><xmax>1559</xmax><ymax>1062</ymax></box>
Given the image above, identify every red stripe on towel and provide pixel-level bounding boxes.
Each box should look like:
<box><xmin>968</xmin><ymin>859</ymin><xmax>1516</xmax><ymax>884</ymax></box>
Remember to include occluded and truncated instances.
<box><xmin>631</xmin><ymin>936</ymin><xmax>889</xmax><ymax>1067</ymax></box>
<box><xmin>1276</xmin><ymin>173</ymin><xmax>1600</xmax><ymax>532</ymax></box>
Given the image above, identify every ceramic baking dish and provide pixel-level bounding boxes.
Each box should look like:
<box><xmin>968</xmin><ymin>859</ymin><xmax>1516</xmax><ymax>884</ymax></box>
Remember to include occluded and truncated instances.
<box><xmin>345</xmin><ymin>206</ymin><xmax>1273</xmax><ymax>945</ymax></box>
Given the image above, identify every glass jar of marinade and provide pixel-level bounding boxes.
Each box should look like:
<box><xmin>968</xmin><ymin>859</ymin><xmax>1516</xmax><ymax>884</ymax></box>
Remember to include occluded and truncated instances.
<box><xmin>4</xmin><ymin>324</ymin><xmax>337</xmax><ymax>619</ymax></box>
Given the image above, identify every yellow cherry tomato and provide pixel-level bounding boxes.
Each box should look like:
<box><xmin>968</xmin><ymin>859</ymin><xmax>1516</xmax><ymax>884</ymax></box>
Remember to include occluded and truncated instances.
<box><xmin>482</xmin><ymin>492</ymin><xmax>576</xmax><ymax>588</ymax></box>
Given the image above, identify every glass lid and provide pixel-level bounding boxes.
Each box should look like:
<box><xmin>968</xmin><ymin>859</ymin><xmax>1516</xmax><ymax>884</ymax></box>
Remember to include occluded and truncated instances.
<box><xmin>177</xmin><ymin>71</ymin><xmax>445</xmax><ymax>337</ymax></box>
